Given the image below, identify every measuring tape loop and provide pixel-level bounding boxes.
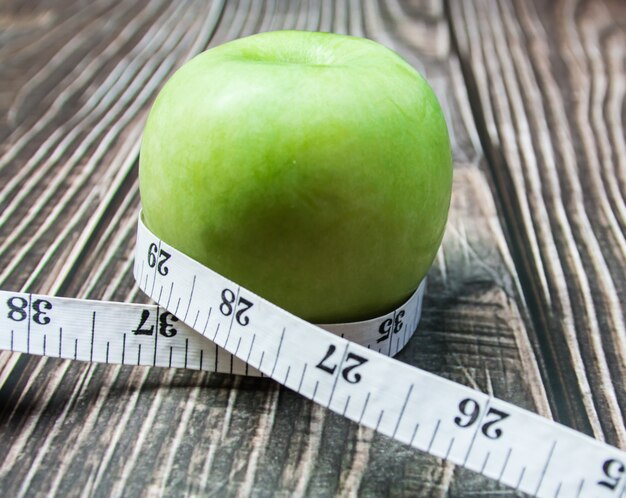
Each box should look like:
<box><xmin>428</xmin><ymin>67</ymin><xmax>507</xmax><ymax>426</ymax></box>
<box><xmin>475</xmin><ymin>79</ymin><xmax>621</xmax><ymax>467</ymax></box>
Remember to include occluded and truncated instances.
<box><xmin>1</xmin><ymin>213</ymin><xmax>625</xmax><ymax>497</ymax></box>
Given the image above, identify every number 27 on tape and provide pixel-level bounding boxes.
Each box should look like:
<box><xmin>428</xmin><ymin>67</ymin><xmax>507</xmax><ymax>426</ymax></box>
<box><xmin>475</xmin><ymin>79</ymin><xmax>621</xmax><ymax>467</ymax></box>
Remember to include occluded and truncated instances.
<box><xmin>316</xmin><ymin>344</ymin><xmax>368</xmax><ymax>384</ymax></box>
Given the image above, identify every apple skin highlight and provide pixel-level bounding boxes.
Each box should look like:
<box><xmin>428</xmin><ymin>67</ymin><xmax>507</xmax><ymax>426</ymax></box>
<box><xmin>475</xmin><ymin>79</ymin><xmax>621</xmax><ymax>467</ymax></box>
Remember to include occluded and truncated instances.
<box><xmin>139</xmin><ymin>30</ymin><xmax>452</xmax><ymax>323</ymax></box>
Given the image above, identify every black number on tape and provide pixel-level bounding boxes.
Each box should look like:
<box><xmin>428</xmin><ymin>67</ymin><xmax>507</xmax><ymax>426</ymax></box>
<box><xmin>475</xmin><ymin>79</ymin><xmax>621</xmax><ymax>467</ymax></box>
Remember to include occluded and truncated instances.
<box><xmin>377</xmin><ymin>319</ymin><xmax>392</xmax><ymax>343</ymax></box>
<box><xmin>159</xmin><ymin>311</ymin><xmax>178</xmax><ymax>337</ymax></box>
<box><xmin>455</xmin><ymin>398</ymin><xmax>480</xmax><ymax>428</ymax></box>
<box><xmin>598</xmin><ymin>458</ymin><xmax>625</xmax><ymax>490</ymax></box>
<box><xmin>220</xmin><ymin>289</ymin><xmax>236</xmax><ymax>316</ymax></box>
<box><xmin>7</xmin><ymin>296</ymin><xmax>28</xmax><ymax>322</ymax></box>
<box><xmin>220</xmin><ymin>289</ymin><xmax>253</xmax><ymax>326</ymax></box>
<box><xmin>148</xmin><ymin>243</ymin><xmax>157</xmax><ymax>267</ymax></box>
<box><xmin>235</xmin><ymin>297</ymin><xmax>253</xmax><ymax>326</ymax></box>
<box><xmin>33</xmin><ymin>299</ymin><xmax>52</xmax><ymax>325</ymax></box>
<box><xmin>316</xmin><ymin>344</ymin><xmax>338</xmax><ymax>374</ymax></box>
<box><xmin>454</xmin><ymin>398</ymin><xmax>509</xmax><ymax>440</ymax></box>
<box><xmin>132</xmin><ymin>309</ymin><xmax>154</xmax><ymax>335</ymax></box>
<box><xmin>316</xmin><ymin>345</ymin><xmax>368</xmax><ymax>384</ymax></box>
<box><xmin>147</xmin><ymin>243</ymin><xmax>171</xmax><ymax>276</ymax></box>
<box><xmin>342</xmin><ymin>352</ymin><xmax>368</xmax><ymax>384</ymax></box>
<box><xmin>377</xmin><ymin>310</ymin><xmax>405</xmax><ymax>343</ymax></box>
<box><xmin>394</xmin><ymin>310</ymin><xmax>405</xmax><ymax>333</ymax></box>
<box><xmin>132</xmin><ymin>310</ymin><xmax>179</xmax><ymax>337</ymax></box>
<box><xmin>481</xmin><ymin>407</ymin><xmax>509</xmax><ymax>439</ymax></box>
<box><xmin>7</xmin><ymin>296</ymin><xmax>51</xmax><ymax>325</ymax></box>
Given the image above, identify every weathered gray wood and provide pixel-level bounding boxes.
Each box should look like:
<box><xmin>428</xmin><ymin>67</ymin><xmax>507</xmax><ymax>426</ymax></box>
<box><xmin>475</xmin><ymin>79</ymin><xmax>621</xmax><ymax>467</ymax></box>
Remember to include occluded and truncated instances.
<box><xmin>1</xmin><ymin>0</ymin><xmax>615</xmax><ymax>496</ymax></box>
<box><xmin>449</xmin><ymin>0</ymin><xmax>626</xmax><ymax>449</ymax></box>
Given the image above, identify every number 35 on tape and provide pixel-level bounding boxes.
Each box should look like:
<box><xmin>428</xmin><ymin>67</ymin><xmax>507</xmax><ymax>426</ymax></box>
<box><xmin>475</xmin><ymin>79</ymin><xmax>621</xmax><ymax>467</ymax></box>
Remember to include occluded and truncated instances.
<box><xmin>0</xmin><ymin>213</ymin><xmax>625</xmax><ymax>498</ymax></box>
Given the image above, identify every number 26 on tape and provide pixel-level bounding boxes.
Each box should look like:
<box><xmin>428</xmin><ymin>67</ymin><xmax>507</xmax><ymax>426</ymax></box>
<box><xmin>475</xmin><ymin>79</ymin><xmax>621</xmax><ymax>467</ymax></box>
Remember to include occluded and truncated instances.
<box><xmin>454</xmin><ymin>398</ymin><xmax>509</xmax><ymax>439</ymax></box>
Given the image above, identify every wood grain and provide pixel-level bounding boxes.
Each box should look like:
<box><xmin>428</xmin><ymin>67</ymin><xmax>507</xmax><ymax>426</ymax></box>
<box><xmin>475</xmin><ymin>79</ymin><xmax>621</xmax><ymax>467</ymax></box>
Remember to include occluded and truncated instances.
<box><xmin>0</xmin><ymin>0</ymin><xmax>618</xmax><ymax>496</ymax></box>
<box><xmin>449</xmin><ymin>0</ymin><xmax>626</xmax><ymax>449</ymax></box>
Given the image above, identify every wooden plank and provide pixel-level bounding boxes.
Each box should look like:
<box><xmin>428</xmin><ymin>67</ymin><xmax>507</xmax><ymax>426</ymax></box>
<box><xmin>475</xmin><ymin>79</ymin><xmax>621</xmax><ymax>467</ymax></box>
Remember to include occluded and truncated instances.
<box><xmin>448</xmin><ymin>0</ymin><xmax>626</xmax><ymax>450</ymax></box>
<box><xmin>0</xmin><ymin>0</ymin><xmax>554</xmax><ymax>496</ymax></box>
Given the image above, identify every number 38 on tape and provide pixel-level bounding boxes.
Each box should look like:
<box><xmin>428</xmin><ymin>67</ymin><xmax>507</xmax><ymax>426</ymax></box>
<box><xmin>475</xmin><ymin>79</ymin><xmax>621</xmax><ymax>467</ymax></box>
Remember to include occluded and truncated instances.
<box><xmin>0</xmin><ymin>213</ymin><xmax>624</xmax><ymax>498</ymax></box>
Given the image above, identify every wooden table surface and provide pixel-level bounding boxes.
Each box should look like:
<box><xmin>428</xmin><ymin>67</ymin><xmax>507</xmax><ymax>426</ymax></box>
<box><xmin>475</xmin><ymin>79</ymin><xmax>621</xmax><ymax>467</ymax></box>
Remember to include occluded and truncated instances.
<box><xmin>0</xmin><ymin>1</ymin><xmax>624</xmax><ymax>496</ymax></box>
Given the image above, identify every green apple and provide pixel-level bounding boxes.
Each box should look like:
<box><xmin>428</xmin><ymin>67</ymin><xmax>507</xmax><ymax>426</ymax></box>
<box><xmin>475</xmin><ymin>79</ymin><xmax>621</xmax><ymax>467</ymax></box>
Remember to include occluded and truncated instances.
<box><xmin>139</xmin><ymin>30</ymin><xmax>452</xmax><ymax>323</ymax></box>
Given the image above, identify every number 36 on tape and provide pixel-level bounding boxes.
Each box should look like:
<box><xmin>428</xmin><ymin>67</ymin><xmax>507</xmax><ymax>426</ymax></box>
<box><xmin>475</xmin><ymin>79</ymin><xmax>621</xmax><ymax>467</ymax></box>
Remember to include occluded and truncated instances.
<box><xmin>0</xmin><ymin>213</ymin><xmax>624</xmax><ymax>498</ymax></box>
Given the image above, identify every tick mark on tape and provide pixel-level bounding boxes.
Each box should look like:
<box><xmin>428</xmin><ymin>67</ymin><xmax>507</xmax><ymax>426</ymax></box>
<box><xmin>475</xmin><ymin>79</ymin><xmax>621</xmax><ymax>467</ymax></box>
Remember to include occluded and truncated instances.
<box><xmin>199</xmin><ymin>349</ymin><xmax>204</xmax><ymax>370</ymax></box>
<box><xmin>427</xmin><ymin>420</ymin><xmax>441</xmax><ymax>452</ymax></box>
<box><xmin>445</xmin><ymin>437</ymin><xmax>455</xmax><ymax>460</ymax></box>
<box><xmin>298</xmin><ymin>364</ymin><xmax>308</xmax><ymax>392</ymax></box>
<box><xmin>575</xmin><ymin>478</ymin><xmax>584</xmax><ymax>497</ymax></box>
<box><xmin>553</xmin><ymin>481</ymin><xmax>562</xmax><ymax>498</ymax></box>
<box><xmin>168</xmin><ymin>346</ymin><xmax>173</xmax><ymax>368</ymax></box>
<box><xmin>514</xmin><ymin>467</ymin><xmax>526</xmax><ymax>491</ymax></box>
<box><xmin>270</xmin><ymin>328</ymin><xmax>285</xmax><ymax>378</ymax></box>
<box><xmin>312</xmin><ymin>380</ymin><xmax>319</xmax><ymax>402</ymax></box>
<box><xmin>184</xmin><ymin>338</ymin><xmax>189</xmax><ymax>368</ymax></box>
<box><xmin>534</xmin><ymin>441</ymin><xmax>556</xmax><ymax>496</ymax></box>
<box><xmin>246</xmin><ymin>334</ymin><xmax>256</xmax><ymax>365</ymax></box>
<box><xmin>224</xmin><ymin>287</ymin><xmax>241</xmax><ymax>348</ymax></box>
<box><xmin>74</xmin><ymin>338</ymin><xmax>78</xmax><ymax>360</ymax></box>
<box><xmin>462</xmin><ymin>398</ymin><xmax>492</xmax><ymax>466</ymax></box>
<box><xmin>184</xmin><ymin>275</ymin><xmax>196</xmax><ymax>321</ymax></box>
<box><xmin>90</xmin><ymin>312</ymin><xmax>96</xmax><ymax>362</ymax></box>
<box><xmin>343</xmin><ymin>396</ymin><xmax>351</xmax><ymax>416</ymax></box>
<box><xmin>27</xmin><ymin>294</ymin><xmax>32</xmax><ymax>352</ymax></box>
<box><xmin>359</xmin><ymin>392</ymin><xmax>370</xmax><ymax>424</ymax></box>
<box><xmin>203</xmin><ymin>308</ymin><xmax>212</xmax><ymax>334</ymax></box>
<box><xmin>284</xmin><ymin>366</ymin><xmax>290</xmax><ymax>384</ymax></box>
<box><xmin>137</xmin><ymin>344</ymin><xmax>142</xmax><ymax>365</ymax></box>
<box><xmin>375</xmin><ymin>410</ymin><xmax>384</xmax><ymax>431</ymax></box>
<box><xmin>327</xmin><ymin>343</ymin><xmax>349</xmax><ymax>407</ymax></box>
<box><xmin>43</xmin><ymin>334</ymin><xmax>46</xmax><ymax>356</ymax></box>
<box><xmin>166</xmin><ymin>282</ymin><xmax>173</xmax><ymax>309</ymax></box>
<box><xmin>498</xmin><ymin>448</ymin><xmax>512</xmax><ymax>483</ymax></box>
<box><xmin>258</xmin><ymin>351</ymin><xmax>265</xmax><ymax>372</ymax></box>
<box><xmin>392</xmin><ymin>383</ymin><xmax>413</xmax><ymax>438</ymax></box>
<box><xmin>106</xmin><ymin>342</ymin><xmax>110</xmax><ymax>364</ymax></box>
<box><xmin>410</xmin><ymin>423</ymin><xmax>420</xmax><ymax>446</ymax></box>
<box><xmin>58</xmin><ymin>327</ymin><xmax>62</xmax><ymax>357</ymax></box>
<box><xmin>480</xmin><ymin>452</ymin><xmax>490</xmax><ymax>474</ymax></box>
<box><xmin>153</xmin><ymin>307</ymin><xmax>158</xmax><ymax>366</ymax></box>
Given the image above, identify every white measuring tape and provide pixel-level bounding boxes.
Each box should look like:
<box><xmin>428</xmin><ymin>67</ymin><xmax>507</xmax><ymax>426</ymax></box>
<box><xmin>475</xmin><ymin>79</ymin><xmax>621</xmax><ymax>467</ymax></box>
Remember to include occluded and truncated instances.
<box><xmin>1</xmin><ymin>213</ymin><xmax>625</xmax><ymax>497</ymax></box>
